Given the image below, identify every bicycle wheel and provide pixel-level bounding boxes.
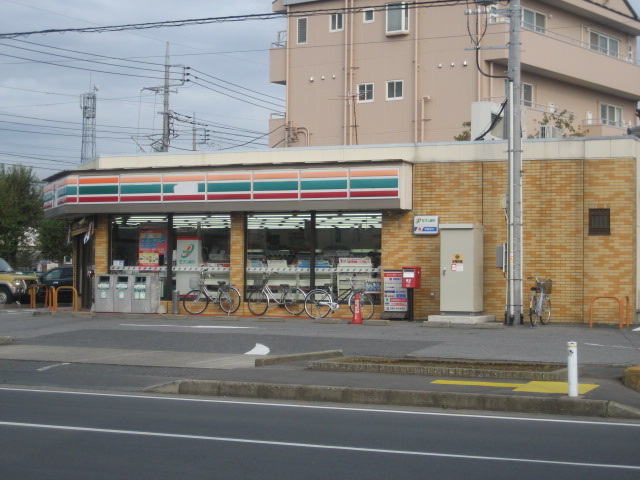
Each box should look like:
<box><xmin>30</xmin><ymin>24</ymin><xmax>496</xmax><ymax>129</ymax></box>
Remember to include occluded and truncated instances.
<box><xmin>247</xmin><ymin>289</ymin><xmax>269</xmax><ymax>316</ymax></box>
<box><xmin>219</xmin><ymin>286</ymin><xmax>241</xmax><ymax>314</ymax></box>
<box><xmin>540</xmin><ymin>296</ymin><xmax>551</xmax><ymax>325</ymax></box>
<box><xmin>283</xmin><ymin>287</ymin><xmax>305</xmax><ymax>316</ymax></box>
<box><xmin>304</xmin><ymin>289</ymin><xmax>332</xmax><ymax>319</ymax></box>
<box><xmin>348</xmin><ymin>292</ymin><xmax>374</xmax><ymax>320</ymax></box>
<box><xmin>183</xmin><ymin>289</ymin><xmax>209</xmax><ymax>315</ymax></box>
<box><xmin>529</xmin><ymin>294</ymin><xmax>540</xmax><ymax>326</ymax></box>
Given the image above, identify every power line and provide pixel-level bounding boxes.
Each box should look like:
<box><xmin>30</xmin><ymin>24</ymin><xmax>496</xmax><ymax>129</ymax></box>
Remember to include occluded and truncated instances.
<box><xmin>0</xmin><ymin>2</ymin><xmax>470</xmax><ymax>39</ymax></box>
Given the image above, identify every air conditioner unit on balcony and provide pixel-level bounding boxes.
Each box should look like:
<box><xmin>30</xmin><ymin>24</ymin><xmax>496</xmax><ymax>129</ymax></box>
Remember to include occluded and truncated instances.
<box><xmin>540</xmin><ymin>126</ymin><xmax>563</xmax><ymax>138</ymax></box>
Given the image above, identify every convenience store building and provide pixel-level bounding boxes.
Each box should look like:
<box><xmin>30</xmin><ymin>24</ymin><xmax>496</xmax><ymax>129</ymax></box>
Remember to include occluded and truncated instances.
<box><xmin>43</xmin><ymin>137</ymin><xmax>640</xmax><ymax>325</ymax></box>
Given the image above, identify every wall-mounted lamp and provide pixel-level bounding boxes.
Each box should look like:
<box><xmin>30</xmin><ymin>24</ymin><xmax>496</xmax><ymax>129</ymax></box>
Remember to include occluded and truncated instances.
<box><xmin>309</xmin><ymin>77</ymin><xmax>314</xmax><ymax>82</ymax></box>
<box><xmin>462</xmin><ymin>60</ymin><xmax>468</xmax><ymax>67</ymax></box>
<box><xmin>438</xmin><ymin>63</ymin><xmax>442</xmax><ymax>68</ymax></box>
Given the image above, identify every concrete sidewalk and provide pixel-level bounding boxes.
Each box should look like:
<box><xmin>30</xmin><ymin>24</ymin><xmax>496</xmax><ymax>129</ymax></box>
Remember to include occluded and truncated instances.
<box><xmin>0</xmin><ymin>309</ymin><xmax>639</xmax><ymax>419</ymax></box>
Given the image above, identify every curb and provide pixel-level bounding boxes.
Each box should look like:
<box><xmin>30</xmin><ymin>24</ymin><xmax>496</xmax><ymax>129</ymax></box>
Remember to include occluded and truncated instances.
<box><xmin>145</xmin><ymin>379</ymin><xmax>640</xmax><ymax>419</ymax></box>
<box><xmin>623</xmin><ymin>366</ymin><xmax>640</xmax><ymax>393</ymax></box>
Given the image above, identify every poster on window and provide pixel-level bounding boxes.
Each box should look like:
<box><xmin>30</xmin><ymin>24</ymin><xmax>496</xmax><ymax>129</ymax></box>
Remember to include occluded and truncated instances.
<box><xmin>383</xmin><ymin>270</ymin><xmax>408</xmax><ymax>312</ymax></box>
<box><xmin>138</xmin><ymin>223</ymin><xmax>167</xmax><ymax>267</ymax></box>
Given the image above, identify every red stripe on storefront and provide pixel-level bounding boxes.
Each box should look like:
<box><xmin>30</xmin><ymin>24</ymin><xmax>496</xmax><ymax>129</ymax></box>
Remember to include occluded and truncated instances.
<box><xmin>253</xmin><ymin>192</ymin><xmax>299</xmax><ymax>200</ymax></box>
<box><xmin>120</xmin><ymin>195</ymin><xmax>162</xmax><ymax>202</ymax></box>
<box><xmin>163</xmin><ymin>195</ymin><xmax>206</xmax><ymax>201</ymax></box>
<box><xmin>207</xmin><ymin>193</ymin><xmax>252</xmax><ymax>200</ymax></box>
<box><xmin>301</xmin><ymin>192</ymin><xmax>348</xmax><ymax>199</ymax></box>
<box><xmin>350</xmin><ymin>190</ymin><xmax>398</xmax><ymax>198</ymax></box>
<box><xmin>79</xmin><ymin>196</ymin><xmax>119</xmax><ymax>203</ymax></box>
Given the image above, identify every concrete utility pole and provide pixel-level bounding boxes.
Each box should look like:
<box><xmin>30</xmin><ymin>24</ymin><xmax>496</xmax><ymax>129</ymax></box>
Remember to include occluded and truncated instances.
<box><xmin>142</xmin><ymin>43</ymin><xmax>185</xmax><ymax>152</ymax></box>
<box><xmin>507</xmin><ymin>0</ymin><xmax>523</xmax><ymax>325</ymax></box>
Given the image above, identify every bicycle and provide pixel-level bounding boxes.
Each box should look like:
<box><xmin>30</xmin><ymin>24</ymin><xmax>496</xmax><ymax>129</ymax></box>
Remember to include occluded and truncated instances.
<box><xmin>304</xmin><ymin>274</ymin><xmax>375</xmax><ymax>320</ymax></box>
<box><xmin>183</xmin><ymin>272</ymin><xmax>241</xmax><ymax>315</ymax></box>
<box><xmin>528</xmin><ymin>275</ymin><xmax>552</xmax><ymax>326</ymax></box>
<box><xmin>247</xmin><ymin>272</ymin><xmax>306</xmax><ymax>316</ymax></box>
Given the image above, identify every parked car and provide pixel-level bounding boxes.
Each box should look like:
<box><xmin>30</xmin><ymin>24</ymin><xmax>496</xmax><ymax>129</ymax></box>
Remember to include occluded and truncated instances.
<box><xmin>38</xmin><ymin>266</ymin><xmax>74</xmax><ymax>303</ymax></box>
<box><xmin>0</xmin><ymin>258</ymin><xmax>38</xmax><ymax>304</ymax></box>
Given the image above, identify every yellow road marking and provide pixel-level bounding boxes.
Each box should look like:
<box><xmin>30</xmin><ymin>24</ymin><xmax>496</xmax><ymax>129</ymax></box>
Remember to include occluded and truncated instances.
<box><xmin>431</xmin><ymin>379</ymin><xmax>600</xmax><ymax>394</ymax></box>
<box><xmin>514</xmin><ymin>381</ymin><xmax>599</xmax><ymax>394</ymax></box>
<box><xmin>432</xmin><ymin>380</ymin><xmax>524</xmax><ymax>388</ymax></box>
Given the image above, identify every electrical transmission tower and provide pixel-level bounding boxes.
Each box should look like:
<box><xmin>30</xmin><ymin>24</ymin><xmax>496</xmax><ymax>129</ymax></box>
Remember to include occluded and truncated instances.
<box><xmin>80</xmin><ymin>86</ymin><xmax>98</xmax><ymax>163</ymax></box>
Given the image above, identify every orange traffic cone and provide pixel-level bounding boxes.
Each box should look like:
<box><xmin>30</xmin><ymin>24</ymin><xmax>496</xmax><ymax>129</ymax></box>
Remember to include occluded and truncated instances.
<box><xmin>349</xmin><ymin>293</ymin><xmax>363</xmax><ymax>325</ymax></box>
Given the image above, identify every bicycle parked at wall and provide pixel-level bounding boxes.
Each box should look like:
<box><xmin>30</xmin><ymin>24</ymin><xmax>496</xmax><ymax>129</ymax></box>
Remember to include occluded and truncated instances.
<box><xmin>528</xmin><ymin>275</ymin><xmax>552</xmax><ymax>326</ymax></box>
<box><xmin>247</xmin><ymin>272</ymin><xmax>306</xmax><ymax>316</ymax></box>
<box><xmin>304</xmin><ymin>274</ymin><xmax>375</xmax><ymax>320</ymax></box>
<box><xmin>183</xmin><ymin>272</ymin><xmax>241</xmax><ymax>315</ymax></box>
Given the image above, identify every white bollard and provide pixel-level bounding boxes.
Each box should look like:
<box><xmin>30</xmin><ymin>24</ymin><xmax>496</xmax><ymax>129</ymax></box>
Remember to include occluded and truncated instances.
<box><xmin>567</xmin><ymin>341</ymin><xmax>579</xmax><ymax>397</ymax></box>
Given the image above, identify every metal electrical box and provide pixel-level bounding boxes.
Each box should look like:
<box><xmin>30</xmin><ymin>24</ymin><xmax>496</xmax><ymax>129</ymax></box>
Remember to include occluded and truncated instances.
<box><xmin>440</xmin><ymin>224</ymin><xmax>483</xmax><ymax>314</ymax></box>
<box><xmin>94</xmin><ymin>274</ymin><xmax>114</xmax><ymax>313</ymax></box>
<box><xmin>132</xmin><ymin>274</ymin><xmax>161</xmax><ymax>314</ymax></box>
<box><xmin>113</xmin><ymin>275</ymin><xmax>134</xmax><ymax>313</ymax></box>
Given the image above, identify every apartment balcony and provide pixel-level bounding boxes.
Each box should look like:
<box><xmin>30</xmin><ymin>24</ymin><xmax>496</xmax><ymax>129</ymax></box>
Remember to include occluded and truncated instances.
<box><xmin>482</xmin><ymin>26</ymin><xmax>640</xmax><ymax>100</ymax></box>
<box><xmin>270</xmin><ymin>31</ymin><xmax>287</xmax><ymax>85</ymax></box>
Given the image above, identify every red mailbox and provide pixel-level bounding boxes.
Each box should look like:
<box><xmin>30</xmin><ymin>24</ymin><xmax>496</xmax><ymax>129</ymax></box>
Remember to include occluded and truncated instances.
<box><xmin>402</xmin><ymin>266</ymin><xmax>421</xmax><ymax>289</ymax></box>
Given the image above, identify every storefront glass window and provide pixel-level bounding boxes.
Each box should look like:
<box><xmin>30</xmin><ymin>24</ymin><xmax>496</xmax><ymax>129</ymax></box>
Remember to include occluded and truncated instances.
<box><xmin>110</xmin><ymin>214</ymin><xmax>231</xmax><ymax>267</ymax></box>
<box><xmin>246</xmin><ymin>212</ymin><xmax>381</xmax><ymax>295</ymax></box>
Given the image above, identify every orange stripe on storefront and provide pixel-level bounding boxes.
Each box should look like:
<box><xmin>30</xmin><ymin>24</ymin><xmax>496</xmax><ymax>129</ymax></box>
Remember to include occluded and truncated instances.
<box><xmin>120</xmin><ymin>176</ymin><xmax>162</xmax><ymax>183</ymax></box>
<box><xmin>301</xmin><ymin>170</ymin><xmax>347</xmax><ymax>178</ymax></box>
<box><xmin>163</xmin><ymin>174</ymin><xmax>206</xmax><ymax>182</ymax></box>
<box><xmin>350</xmin><ymin>169</ymin><xmax>399</xmax><ymax>177</ymax></box>
<box><xmin>79</xmin><ymin>177</ymin><xmax>119</xmax><ymax>184</ymax></box>
<box><xmin>207</xmin><ymin>173</ymin><xmax>252</xmax><ymax>181</ymax></box>
<box><xmin>253</xmin><ymin>171</ymin><xmax>299</xmax><ymax>180</ymax></box>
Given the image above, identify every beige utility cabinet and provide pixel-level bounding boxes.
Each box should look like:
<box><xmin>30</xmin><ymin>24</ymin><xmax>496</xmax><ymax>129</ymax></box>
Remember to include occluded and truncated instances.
<box><xmin>439</xmin><ymin>224</ymin><xmax>483</xmax><ymax>314</ymax></box>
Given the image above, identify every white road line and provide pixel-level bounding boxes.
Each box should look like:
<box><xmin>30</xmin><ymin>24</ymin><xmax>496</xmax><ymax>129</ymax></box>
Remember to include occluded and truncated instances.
<box><xmin>1</xmin><ymin>387</ymin><xmax>639</xmax><ymax>429</ymax></box>
<box><xmin>37</xmin><ymin>363</ymin><xmax>70</xmax><ymax>372</ymax></box>
<box><xmin>0</xmin><ymin>420</ymin><xmax>638</xmax><ymax>471</ymax></box>
<box><xmin>120</xmin><ymin>324</ymin><xmax>255</xmax><ymax>329</ymax></box>
<box><xmin>584</xmin><ymin>343</ymin><xmax>639</xmax><ymax>350</ymax></box>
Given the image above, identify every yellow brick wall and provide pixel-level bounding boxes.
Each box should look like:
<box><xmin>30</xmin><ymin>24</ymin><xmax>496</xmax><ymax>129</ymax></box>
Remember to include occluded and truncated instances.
<box><xmin>94</xmin><ymin>215</ymin><xmax>109</xmax><ymax>275</ymax></box>
<box><xmin>382</xmin><ymin>158</ymin><xmax>636</xmax><ymax>324</ymax></box>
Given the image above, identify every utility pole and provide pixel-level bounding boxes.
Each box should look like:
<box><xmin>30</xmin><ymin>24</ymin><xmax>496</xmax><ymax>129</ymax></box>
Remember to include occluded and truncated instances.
<box><xmin>507</xmin><ymin>0</ymin><xmax>523</xmax><ymax>325</ymax></box>
<box><xmin>142</xmin><ymin>43</ymin><xmax>186</xmax><ymax>152</ymax></box>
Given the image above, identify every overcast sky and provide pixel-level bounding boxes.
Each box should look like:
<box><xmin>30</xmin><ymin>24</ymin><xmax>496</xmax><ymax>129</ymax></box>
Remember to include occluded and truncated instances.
<box><xmin>1</xmin><ymin>1</ymin><xmax>639</xmax><ymax>181</ymax></box>
<box><xmin>0</xmin><ymin>0</ymin><xmax>286</xmax><ymax>180</ymax></box>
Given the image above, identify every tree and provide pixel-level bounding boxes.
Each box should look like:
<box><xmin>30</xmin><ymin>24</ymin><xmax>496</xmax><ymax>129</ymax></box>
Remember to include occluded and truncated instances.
<box><xmin>0</xmin><ymin>165</ymin><xmax>43</xmax><ymax>264</ymax></box>
<box><xmin>453</xmin><ymin>121</ymin><xmax>471</xmax><ymax>141</ymax></box>
<box><xmin>37</xmin><ymin>219</ymin><xmax>72</xmax><ymax>263</ymax></box>
<box><xmin>529</xmin><ymin>110</ymin><xmax>588</xmax><ymax>138</ymax></box>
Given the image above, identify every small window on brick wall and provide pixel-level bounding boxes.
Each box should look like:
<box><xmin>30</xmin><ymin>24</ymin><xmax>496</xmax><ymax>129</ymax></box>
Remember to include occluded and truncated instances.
<box><xmin>589</xmin><ymin>208</ymin><xmax>610</xmax><ymax>235</ymax></box>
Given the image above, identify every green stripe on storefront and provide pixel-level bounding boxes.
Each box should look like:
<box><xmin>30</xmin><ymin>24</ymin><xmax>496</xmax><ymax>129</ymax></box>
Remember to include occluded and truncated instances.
<box><xmin>121</xmin><ymin>184</ymin><xmax>162</xmax><ymax>194</ymax></box>
<box><xmin>79</xmin><ymin>185</ymin><xmax>118</xmax><ymax>195</ymax></box>
<box><xmin>163</xmin><ymin>183</ymin><xmax>206</xmax><ymax>194</ymax></box>
<box><xmin>301</xmin><ymin>180</ymin><xmax>348</xmax><ymax>190</ymax></box>
<box><xmin>207</xmin><ymin>182</ymin><xmax>252</xmax><ymax>192</ymax></box>
<box><xmin>254</xmin><ymin>181</ymin><xmax>299</xmax><ymax>191</ymax></box>
<box><xmin>350</xmin><ymin>178</ymin><xmax>398</xmax><ymax>189</ymax></box>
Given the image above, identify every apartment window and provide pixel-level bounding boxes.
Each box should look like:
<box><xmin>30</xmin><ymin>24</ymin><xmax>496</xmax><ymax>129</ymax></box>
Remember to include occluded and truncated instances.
<box><xmin>330</xmin><ymin>13</ymin><xmax>344</xmax><ymax>32</ymax></box>
<box><xmin>590</xmin><ymin>30</ymin><xmax>620</xmax><ymax>58</ymax></box>
<box><xmin>523</xmin><ymin>83</ymin><xmax>533</xmax><ymax>108</ymax></box>
<box><xmin>386</xmin><ymin>80</ymin><xmax>403</xmax><ymax>100</ymax></box>
<box><xmin>364</xmin><ymin>8</ymin><xmax>374</xmax><ymax>23</ymax></box>
<box><xmin>357</xmin><ymin>83</ymin><xmax>374</xmax><ymax>102</ymax></box>
<box><xmin>589</xmin><ymin>209</ymin><xmax>610</xmax><ymax>236</ymax></box>
<box><xmin>386</xmin><ymin>2</ymin><xmax>409</xmax><ymax>35</ymax></box>
<box><xmin>522</xmin><ymin>8</ymin><xmax>546</xmax><ymax>33</ymax></box>
<box><xmin>297</xmin><ymin>18</ymin><xmax>308</xmax><ymax>44</ymax></box>
<box><xmin>601</xmin><ymin>103</ymin><xmax>622</xmax><ymax>127</ymax></box>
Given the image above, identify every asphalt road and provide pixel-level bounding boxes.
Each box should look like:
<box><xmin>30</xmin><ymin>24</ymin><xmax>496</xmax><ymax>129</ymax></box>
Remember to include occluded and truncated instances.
<box><xmin>1</xmin><ymin>387</ymin><xmax>639</xmax><ymax>479</ymax></box>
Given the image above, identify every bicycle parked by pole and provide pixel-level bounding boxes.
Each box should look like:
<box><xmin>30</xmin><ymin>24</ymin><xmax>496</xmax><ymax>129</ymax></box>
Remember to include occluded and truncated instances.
<box><xmin>528</xmin><ymin>275</ymin><xmax>552</xmax><ymax>326</ymax></box>
<box><xmin>247</xmin><ymin>272</ymin><xmax>306</xmax><ymax>316</ymax></box>
<box><xmin>304</xmin><ymin>274</ymin><xmax>375</xmax><ymax>320</ymax></box>
<box><xmin>183</xmin><ymin>272</ymin><xmax>241</xmax><ymax>315</ymax></box>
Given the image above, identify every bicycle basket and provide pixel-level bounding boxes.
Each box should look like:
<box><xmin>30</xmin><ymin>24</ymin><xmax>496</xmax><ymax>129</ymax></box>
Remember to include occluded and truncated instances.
<box><xmin>536</xmin><ymin>278</ymin><xmax>552</xmax><ymax>294</ymax></box>
<box><xmin>351</xmin><ymin>279</ymin><xmax>367</xmax><ymax>292</ymax></box>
